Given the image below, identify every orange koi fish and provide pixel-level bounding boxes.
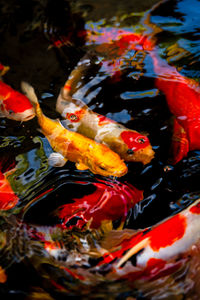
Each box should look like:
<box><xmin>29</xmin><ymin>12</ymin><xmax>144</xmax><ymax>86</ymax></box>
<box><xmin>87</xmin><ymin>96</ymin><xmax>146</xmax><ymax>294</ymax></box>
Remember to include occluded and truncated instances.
<box><xmin>22</xmin><ymin>82</ymin><xmax>127</xmax><ymax>177</ymax></box>
<box><xmin>58</xmin><ymin>179</ymin><xmax>143</xmax><ymax>230</ymax></box>
<box><xmin>0</xmin><ymin>168</ymin><xmax>19</xmax><ymax>210</ymax></box>
<box><xmin>0</xmin><ymin>64</ymin><xmax>35</xmax><ymax>122</ymax></box>
<box><xmin>56</xmin><ymin>61</ymin><xmax>154</xmax><ymax>165</ymax></box>
<box><xmin>98</xmin><ymin>198</ymin><xmax>200</xmax><ymax>281</ymax></box>
<box><xmin>0</xmin><ymin>266</ymin><xmax>7</xmax><ymax>283</ymax></box>
<box><xmin>150</xmin><ymin>50</ymin><xmax>200</xmax><ymax>164</ymax></box>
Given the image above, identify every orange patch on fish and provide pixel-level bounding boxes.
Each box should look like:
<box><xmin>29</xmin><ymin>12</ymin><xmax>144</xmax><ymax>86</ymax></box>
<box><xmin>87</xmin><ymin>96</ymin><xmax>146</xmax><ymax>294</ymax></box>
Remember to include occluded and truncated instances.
<box><xmin>0</xmin><ymin>170</ymin><xmax>19</xmax><ymax>210</ymax></box>
<box><xmin>63</xmin><ymin>84</ymin><xmax>72</xmax><ymax>91</ymax></box>
<box><xmin>97</xmin><ymin>115</ymin><xmax>112</xmax><ymax>126</ymax></box>
<box><xmin>0</xmin><ymin>266</ymin><xmax>7</xmax><ymax>283</ymax></box>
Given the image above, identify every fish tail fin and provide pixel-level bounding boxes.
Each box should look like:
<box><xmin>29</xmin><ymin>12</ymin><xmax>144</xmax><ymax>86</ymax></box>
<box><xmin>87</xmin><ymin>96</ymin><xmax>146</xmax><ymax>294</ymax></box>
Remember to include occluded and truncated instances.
<box><xmin>21</xmin><ymin>81</ymin><xmax>39</xmax><ymax>105</ymax></box>
<box><xmin>62</xmin><ymin>53</ymin><xmax>94</xmax><ymax>99</ymax></box>
<box><xmin>62</xmin><ymin>63</ymin><xmax>85</xmax><ymax>98</ymax></box>
<box><xmin>21</xmin><ymin>82</ymin><xmax>43</xmax><ymax>120</ymax></box>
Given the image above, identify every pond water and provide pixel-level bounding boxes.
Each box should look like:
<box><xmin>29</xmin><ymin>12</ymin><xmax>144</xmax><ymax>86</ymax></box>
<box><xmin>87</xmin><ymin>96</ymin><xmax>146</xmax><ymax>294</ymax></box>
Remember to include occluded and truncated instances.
<box><xmin>1</xmin><ymin>0</ymin><xmax>200</xmax><ymax>299</ymax></box>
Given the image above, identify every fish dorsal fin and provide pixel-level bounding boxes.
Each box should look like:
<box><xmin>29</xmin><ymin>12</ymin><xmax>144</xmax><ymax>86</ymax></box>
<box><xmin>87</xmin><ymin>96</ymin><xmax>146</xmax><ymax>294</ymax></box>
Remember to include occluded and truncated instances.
<box><xmin>21</xmin><ymin>81</ymin><xmax>39</xmax><ymax>105</ymax></box>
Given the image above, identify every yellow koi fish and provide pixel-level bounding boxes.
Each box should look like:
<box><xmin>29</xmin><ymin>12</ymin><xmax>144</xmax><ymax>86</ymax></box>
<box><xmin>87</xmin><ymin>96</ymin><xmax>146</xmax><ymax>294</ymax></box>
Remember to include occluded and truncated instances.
<box><xmin>21</xmin><ymin>82</ymin><xmax>127</xmax><ymax>177</ymax></box>
<box><xmin>56</xmin><ymin>58</ymin><xmax>154</xmax><ymax>165</ymax></box>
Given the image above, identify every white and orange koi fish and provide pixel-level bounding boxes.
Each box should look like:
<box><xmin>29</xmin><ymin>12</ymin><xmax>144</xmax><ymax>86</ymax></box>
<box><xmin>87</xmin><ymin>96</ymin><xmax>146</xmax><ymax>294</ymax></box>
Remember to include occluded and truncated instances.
<box><xmin>56</xmin><ymin>59</ymin><xmax>154</xmax><ymax>165</ymax></box>
<box><xmin>21</xmin><ymin>82</ymin><xmax>127</xmax><ymax>177</ymax></box>
<box><xmin>97</xmin><ymin>198</ymin><xmax>200</xmax><ymax>281</ymax></box>
<box><xmin>0</xmin><ymin>63</ymin><xmax>35</xmax><ymax>122</ymax></box>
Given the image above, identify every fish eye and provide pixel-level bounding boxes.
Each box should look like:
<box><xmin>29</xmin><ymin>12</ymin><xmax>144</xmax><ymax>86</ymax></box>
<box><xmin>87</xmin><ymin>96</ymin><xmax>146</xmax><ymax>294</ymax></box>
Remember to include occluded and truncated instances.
<box><xmin>138</xmin><ymin>137</ymin><xmax>146</xmax><ymax>144</ymax></box>
<box><xmin>69</xmin><ymin>114</ymin><xmax>78</xmax><ymax>121</ymax></box>
<box><xmin>99</xmin><ymin>166</ymin><xmax>106</xmax><ymax>171</ymax></box>
<box><xmin>8</xmin><ymin>110</ymin><xmax>14</xmax><ymax>115</ymax></box>
<box><xmin>127</xmin><ymin>149</ymin><xmax>134</xmax><ymax>155</ymax></box>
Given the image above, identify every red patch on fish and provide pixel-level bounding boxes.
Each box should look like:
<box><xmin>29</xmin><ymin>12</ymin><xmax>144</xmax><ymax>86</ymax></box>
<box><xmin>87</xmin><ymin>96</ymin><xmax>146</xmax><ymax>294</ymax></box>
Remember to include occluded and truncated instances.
<box><xmin>120</xmin><ymin>131</ymin><xmax>150</xmax><ymax>150</ymax></box>
<box><xmin>0</xmin><ymin>81</ymin><xmax>33</xmax><ymax>113</ymax></box>
<box><xmin>58</xmin><ymin>180</ymin><xmax>143</xmax><ymax>229</ymax></box>
<box><xmin>149</xmin><ymin>214</ymin><xmax>187</xmax><ymax>251</ymax></box>
<box><xmin>66</xmin><ymin>109</ymin><xmax>85</xmax><ymax>123</ymax></box>
<box><xmin>97</xmin><ymin>115</ymin><xmax>113</xmax><ymax>126</ymax></box>
<box><xmin>63</xmin><ymin>84</ymin><xmax>72</xmax><ymax>91</ymax></box>
<box><xmin>121</xmin><ymin>257</ymin><xmax>183</xmax><ymax>282</ymax></box>
<box><xmin>151</xmin><ymin>51</ymin><xmax>200</xmax><ymax>162</ymax></box>
<box><xmin>190</xmin><ymin>202</ymin><xmax>200</xmax><ymax>214</ymax></box>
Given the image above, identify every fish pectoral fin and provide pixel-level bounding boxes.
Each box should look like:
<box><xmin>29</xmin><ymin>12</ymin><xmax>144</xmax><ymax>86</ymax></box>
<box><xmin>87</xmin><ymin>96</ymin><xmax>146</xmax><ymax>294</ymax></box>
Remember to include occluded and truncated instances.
<box><xmin>171</xmin><ymin>119</ymin><xmax>189</xmax><ymax>164</ymax></box>
<box><xmin>75</xmin><ymin>162</ymin><xmax>89</xmax><ymax>170</ymax></box>
<box><xmin>48</xmin><ymin>153</ymin><xmax>67</xmax><ymax>167</ymax></box>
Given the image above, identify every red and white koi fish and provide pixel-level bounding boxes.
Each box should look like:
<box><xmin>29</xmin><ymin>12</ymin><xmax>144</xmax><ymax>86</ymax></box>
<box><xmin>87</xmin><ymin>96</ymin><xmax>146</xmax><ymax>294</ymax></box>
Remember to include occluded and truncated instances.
<box><xmin>0</xmin><ymin>64</ymin><xmax>35</xmax><ymax>122</ymax></box>
<box><xmin>22</xmin><ymin>82</ymin><xmax>127</xmax><ymax>177</ymax></box>
<box><xmin>97</xmin><ymin>198</ymin><xmax>200</xmax><ymax>281</ymax></box>
<box><xmin>56</xmin><ymin>61</ymin><xmax>154</xmax><ymax>165</ymax></box>
<box><xmin>57</xmin><ymin>179</ymin><xmax>143</xmax><ymax>230</ymax></box>
<box><xmin>0</xmin><ymin>168</ymin><xmax>19</xmax><ymax>210</ymax></box>
<box><xmin>150</xmin><ymin>49</ymin><xmax>200</xmax><ymax>164</ymax></box>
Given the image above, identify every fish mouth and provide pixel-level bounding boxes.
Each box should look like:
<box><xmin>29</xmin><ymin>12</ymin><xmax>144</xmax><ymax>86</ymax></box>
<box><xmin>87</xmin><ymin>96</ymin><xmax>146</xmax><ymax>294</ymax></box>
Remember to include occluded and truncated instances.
<box><xmin>125</xmin><ymin>145</ymin><xmax>155</xmax><ymax>164</ymax></box>
<box><xmin>113</xmin><ymin>165</ymin><xmax>128</xmax><ymax>177</ymax></box>
<box><xmin>22</xmin><ymin>113</ymin><xmax>36</xmax><ymax>121</ymax></box>
<box><xmin>91</xmin><ymin>164</ymin><xmax>128</xmax><ymax>178</ymax></box>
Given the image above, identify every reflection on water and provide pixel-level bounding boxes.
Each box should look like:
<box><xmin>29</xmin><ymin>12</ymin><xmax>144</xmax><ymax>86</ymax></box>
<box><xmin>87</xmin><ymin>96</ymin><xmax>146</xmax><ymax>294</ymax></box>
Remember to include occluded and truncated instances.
<box><xmin>1</xmin><ymin>0</ymin><xmax>200</xmax><ymax>298</ymax></box>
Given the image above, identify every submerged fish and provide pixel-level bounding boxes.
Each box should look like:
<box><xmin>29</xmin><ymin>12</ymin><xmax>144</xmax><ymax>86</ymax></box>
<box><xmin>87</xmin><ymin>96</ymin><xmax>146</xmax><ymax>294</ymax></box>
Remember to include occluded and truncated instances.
<box><xmin>0</xmin><ymin>64</ymin><xmax>35</xmax><ymax>121</ymax></box>
<box><xmin>150</xmin><ymin>50</ymin><xmax>200</xmax><ymax>164</ymax></box>
<box><xmin>21</xmin><ymin>82</ymin><xmax>127</xmax><ymax>177</ymax></box>
<box><xmin>0</xmin><ymin>168</ymin><xmax>19</xmax><ymax>210</ymax></box>
<box><xmin>57</xmin><ymin>179</ymin><xmax>143</xmax><ymax>230</ymax></box>
<box><xmin>56</xmin><ymin>60</ymin><xmax>154</xmax><ymax>165</ymax></box>
<box><xmin>97</xmin><ymin>198</ymin><xmax>200</xmax><ymax>281</ymax></box>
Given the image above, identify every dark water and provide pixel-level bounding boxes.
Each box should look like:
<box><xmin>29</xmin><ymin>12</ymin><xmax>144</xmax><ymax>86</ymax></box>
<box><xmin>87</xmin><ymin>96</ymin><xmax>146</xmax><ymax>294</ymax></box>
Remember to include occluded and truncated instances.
<box><xmin>1</xmin><ymin>0</ymin><xmax>200</xmax><ymax>298</ymax></box>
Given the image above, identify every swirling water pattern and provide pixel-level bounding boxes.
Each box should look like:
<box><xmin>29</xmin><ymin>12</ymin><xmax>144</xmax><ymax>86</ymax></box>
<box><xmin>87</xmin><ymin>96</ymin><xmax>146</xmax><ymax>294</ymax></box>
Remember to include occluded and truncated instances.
<box><xmin>1</xmin><ymin>0</ymin><xmax>200</xmax><ymax>298</ymax></box>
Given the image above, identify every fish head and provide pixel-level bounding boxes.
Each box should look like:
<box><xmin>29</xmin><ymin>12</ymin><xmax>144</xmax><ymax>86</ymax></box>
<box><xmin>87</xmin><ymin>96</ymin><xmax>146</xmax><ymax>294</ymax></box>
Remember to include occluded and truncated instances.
<box><xmin>1</xmin><ymin>91</ymin><xmax>35</xmax><ymax>121</ymax></box>
<box><xmin>87</xmin><ymin>144</ymin><xmax>128</xmax><ymax>177</ymax></box>
<box><xmin>8</xmin><ymin>108</ymin><xmax>36</xmax><ymax>122</ymax></box>
<box><xmin>120</xmin><ymin>130</ymin><xmax>154</xmax><ymax>164</ymax></box>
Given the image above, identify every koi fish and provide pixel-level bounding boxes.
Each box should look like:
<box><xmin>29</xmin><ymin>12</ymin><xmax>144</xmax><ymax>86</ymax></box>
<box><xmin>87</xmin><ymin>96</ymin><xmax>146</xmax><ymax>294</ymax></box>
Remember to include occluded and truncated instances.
<box><xmin>97</xmin><ymin>198</ymin><xmax>200</xmax><ymax>282</ymax></box>
<box><xmin>150</xmin><ymin>49</ymin><xmax>200</xmax><ymax>164</ymax></box>
<box><xmin>56</xmin><ymin>60</ymin><xmax>154</xmax><ymax>165</ymax></box>
<box><xmin>0</xmin><ymin>266</ymin><xmax>7</xmax><ymax>283</ymax></box>
<box><xmin>21</xmin><ymin>82</ymin><xmax>127</xmax><ymax>177</ymax></box>
<box><xmin>0</xmin><ymin>168</ymin><xmax>19</xmax><ymax>210</ymax></box>
<box><xmin>58</xmin><ymin>179</ymin><xmax>143</xmax><ymax>230</ymax></box>
<box><xmin>0</xmin><ymin>64</ymin><xmax>35</xmax><ymax>121</ymax></box>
